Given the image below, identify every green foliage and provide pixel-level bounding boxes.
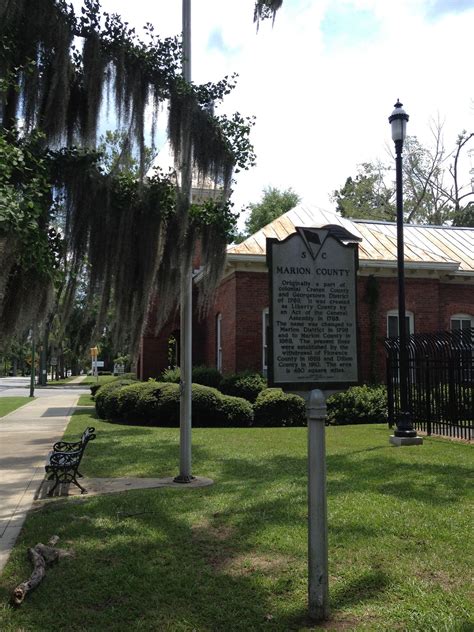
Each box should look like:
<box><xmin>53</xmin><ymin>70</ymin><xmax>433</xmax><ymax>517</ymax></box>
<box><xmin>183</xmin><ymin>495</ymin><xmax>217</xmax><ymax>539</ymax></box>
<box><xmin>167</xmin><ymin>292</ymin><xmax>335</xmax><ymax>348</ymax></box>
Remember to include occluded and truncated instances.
<box><xmin>326</xmin><ymin>385</ymin><xmax>388</xmax><ymax>425</ymax></box>
<box><xmin>219</xmin><ymin>371</ymin><xmax>267</xmax><ymax>402</ymax></box>
<box><xmin>93</xmin><ymin>378</ymin><xmax>136</xmax><ymax>415</ymax></box>
<box><xmin>333</xmin><ymin>131</ymin><xmax>474</xmax><ymax>225</ymax></box>
<box><xmin>160</xmin><ymin>367</ymin><xmax>181</xmax><ymax>383</ymax></box>
<box><xmin>452</xmin><ymin>205</ymin><xmax>474</xmax><ymax>227</ymax></box>
<box><xmin>95</xmin><ymin>380</ymin><xmax>252</xmax><ymax>427</ymax></box>
<box><xmin>0</xmin><ymin>0</ymin><xmax>257</xmax><ymax>353</ymax></box>
<box><xmin>161</xmin><ymin>365</ymin><xmax>223</xmax><ymax>389</ymax></box>
<box><xmin>190</xmin><ymin>365</ymin><xmax>223</xmax><ymax>388</ymax></box>
<box><xmin>253</xmin><ymin>388</ymin><xmax>306</xmax><ymax>427</ymax></box>
<box><xmin>332</xmin><ymin>162</ymin><xmax>395</xmax><ymax>221</ymax></box>
<box><xmin>218</xmin><ymin>394</ymin><xmax>254</xmax><ymax>427</ymax></box>
<box><xmin>242</xmin><ymin>186</ymin><xmax>300</xmax><ymax>238</ymax></box>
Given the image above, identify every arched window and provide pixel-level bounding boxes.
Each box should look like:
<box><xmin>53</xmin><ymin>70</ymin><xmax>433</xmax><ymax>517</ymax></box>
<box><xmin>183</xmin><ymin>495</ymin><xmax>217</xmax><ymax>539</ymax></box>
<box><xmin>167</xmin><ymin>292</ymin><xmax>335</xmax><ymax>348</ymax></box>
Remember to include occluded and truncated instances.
<box><xmin>216</xmin><ymin>313</ymin><xmax>222</xmax><ymax>372</ymax></box>
<box><xmin>450</xmin><ymin>313</ymin><xmax>473</xmax><ymax>331</ymax></box>
<box><xmin>262</xmin><ymin>308</ymin><xmax>269</xmax><ymax>376</ymax></box>
<box><xmin>386</xmin><ymin>310</ymin><xmax>414</xmax><ymax>338</ymax></box>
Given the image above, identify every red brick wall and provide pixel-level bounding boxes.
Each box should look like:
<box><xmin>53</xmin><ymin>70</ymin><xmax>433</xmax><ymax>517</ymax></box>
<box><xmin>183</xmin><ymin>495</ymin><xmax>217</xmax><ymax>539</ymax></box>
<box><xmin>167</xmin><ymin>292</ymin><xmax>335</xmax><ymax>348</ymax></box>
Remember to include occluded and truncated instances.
<box><xmin>439</xmin><ymin>284</ymin><xmax>474</xmax><ymax>329</ymax></box>
<box><xmin>140</xmin><ymin>268</ymin><xmax>474</xmax><ymax>383</ymax></box>
<box><xmin>200</xmin><ymin>274</ymin><xmax>237</xmax><ymax>374</ymax></box>
<box><xmin>235</xmin><ymin>272</ymin><xmax>269</xmax><ymax>373</ymax></box>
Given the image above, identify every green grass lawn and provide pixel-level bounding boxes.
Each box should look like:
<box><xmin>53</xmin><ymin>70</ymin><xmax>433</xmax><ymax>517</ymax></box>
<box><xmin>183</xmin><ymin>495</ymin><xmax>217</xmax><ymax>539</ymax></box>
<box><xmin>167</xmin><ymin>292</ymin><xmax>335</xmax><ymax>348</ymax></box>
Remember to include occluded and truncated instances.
<box><xmin>79</xmin><ymin>375</ymin><xmax>117</xmax><ymax>386</ymax></box>
<box><xmin>0</xmin><ymin>397</ymin><xmax>32</xmax><ymax>417</ymax></box>
<box><xmin>0</xmin><ymin>415</ymin><xmax>472</xmax><ymax>631</ymax></box>
<box><xmin>76</xmin><ymin>394</ymin><xmax>95</xmax><ymax>406</ymax></box>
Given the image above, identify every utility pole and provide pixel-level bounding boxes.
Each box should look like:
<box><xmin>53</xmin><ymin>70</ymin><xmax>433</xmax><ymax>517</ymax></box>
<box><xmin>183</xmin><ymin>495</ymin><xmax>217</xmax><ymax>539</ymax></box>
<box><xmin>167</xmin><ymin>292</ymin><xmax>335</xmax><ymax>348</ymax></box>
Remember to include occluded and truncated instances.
<box><xmin>175</xmin><ymin>0</ymin><xmax>194</xmax><ymax>483</ymax></box>
<box><xmin>29</xmin><ymin>328</ymin><xmax>35</xmax><ymax>397</ymax></box>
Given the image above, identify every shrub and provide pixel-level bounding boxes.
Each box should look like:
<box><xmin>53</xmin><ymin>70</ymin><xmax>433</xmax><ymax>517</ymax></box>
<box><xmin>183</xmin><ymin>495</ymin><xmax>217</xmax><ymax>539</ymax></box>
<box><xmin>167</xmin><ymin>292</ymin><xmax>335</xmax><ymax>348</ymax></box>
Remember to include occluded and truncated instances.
<box><xmin>136</xmin><ymin>382</ymin><xmax>179</xmax><ymax>425</ymax></box>
<box><xmin>98</xmin><ymin>371</ymin><xmax>112</xmax><ymax>376</ymax></box>
<box><xmin>90</xmin><ymin>383</ymin><xmax>102</xmax><ymax>397</ymax></box>
<box><xmin>218</xmin><ymin>394</ymin><xmax>253</xmax><ymax>427</ymax></box>
<box><xmin>326</xmin><ymin>385</ymin><xmax>388</xmax><ymax>425</ymax></box>
<box><xmin>161</xmin><ymin>366</ymin><xmax>180</xmax><ymax>383</ymax></box>
<box><xmin>253</xmin><ymin>388</ymin><xmax>306</xmax><ymax>427</ymax></box>
<box><xmin>90</xmin><ymin>373</ymin><xmax>137</xmax><ymax>397</ymax></box>
<box><xmin>96</xmin><ymin>380</ymin><xmax>253</xmax><ymax>427</ymax></box>
<box><xmin>161</xmin><ymin>365</ymin><xmax>223</xmax><ymax>389</ymax></box>
<box><xmin>190</xmin><ymin>384</ymin><xmax>223</xmax><ymax>426</ymax></box>
<box><xmin>192</xmin><ymin>365</ymin><xmax>223</xmax><ymax>389</ymax></box>
<box><xmin>94</xmin><ymin>379</ymin><xmax>135</xmax><ymax>419</ymax></box>
<box><xmin>219</xmin><ymin>371</ymin><xmax>267</xmax><ymax>402</ymax></box>
<box><xmin>115</xmin><ymin>382</ymin><xmax>157</xmax><ymax>421</ymax></box>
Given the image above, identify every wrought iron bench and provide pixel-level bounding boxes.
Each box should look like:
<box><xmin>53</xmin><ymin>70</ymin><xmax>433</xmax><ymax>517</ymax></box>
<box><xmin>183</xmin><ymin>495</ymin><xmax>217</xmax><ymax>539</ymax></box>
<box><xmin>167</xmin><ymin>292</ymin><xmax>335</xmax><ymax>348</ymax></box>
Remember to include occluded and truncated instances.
<box><xmin>45</xmin><ymin>427</ymin><xmax>96</xmax><ymax>495</ymax></box>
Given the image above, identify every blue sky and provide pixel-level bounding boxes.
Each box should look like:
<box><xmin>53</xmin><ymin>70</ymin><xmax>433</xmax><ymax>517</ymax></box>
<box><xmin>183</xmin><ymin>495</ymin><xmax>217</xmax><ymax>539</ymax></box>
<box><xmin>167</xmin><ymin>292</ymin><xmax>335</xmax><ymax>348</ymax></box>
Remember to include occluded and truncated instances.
<box><xmin>76</xmin><ymin>0</ymin><xmax>474</xmax><ymax>225</ymax></box>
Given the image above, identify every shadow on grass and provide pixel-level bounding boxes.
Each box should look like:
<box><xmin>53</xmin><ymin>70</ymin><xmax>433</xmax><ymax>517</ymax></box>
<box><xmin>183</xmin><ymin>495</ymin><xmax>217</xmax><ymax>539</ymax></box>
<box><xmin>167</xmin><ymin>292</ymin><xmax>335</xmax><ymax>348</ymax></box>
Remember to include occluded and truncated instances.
<box><xmin>6</xmin><ymin>416</ymin><xmax>466</xmax><ymax>629</ymax></box>
<box><xmin>331</xmin><ymin>568</ymin><xmax>391</xmax><ymax>609</ymax></box>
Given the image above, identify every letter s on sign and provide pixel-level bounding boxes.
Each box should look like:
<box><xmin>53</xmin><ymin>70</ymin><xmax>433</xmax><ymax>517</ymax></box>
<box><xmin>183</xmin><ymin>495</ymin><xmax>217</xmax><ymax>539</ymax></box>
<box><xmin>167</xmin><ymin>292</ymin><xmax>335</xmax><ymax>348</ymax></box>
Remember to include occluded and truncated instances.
<box><xmin>301</xmin><ymin>251</ymin><xmax>306</xmax><ymax>258</ymax></box>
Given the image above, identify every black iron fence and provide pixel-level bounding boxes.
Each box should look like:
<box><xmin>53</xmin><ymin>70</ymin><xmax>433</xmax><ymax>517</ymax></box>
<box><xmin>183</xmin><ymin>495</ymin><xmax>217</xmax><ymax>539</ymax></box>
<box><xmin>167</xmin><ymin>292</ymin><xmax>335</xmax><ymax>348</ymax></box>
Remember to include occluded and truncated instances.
<box><xmin>385</xmin><ymin>328</ymin><xmax>473</xmax><ymax>441</ymax></box>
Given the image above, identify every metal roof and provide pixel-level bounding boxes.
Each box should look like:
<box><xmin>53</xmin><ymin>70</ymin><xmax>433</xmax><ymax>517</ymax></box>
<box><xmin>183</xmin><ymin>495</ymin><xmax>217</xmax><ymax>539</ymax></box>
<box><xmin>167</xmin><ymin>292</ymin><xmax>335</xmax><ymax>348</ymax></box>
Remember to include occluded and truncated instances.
<box><xmin>228</xmin><ymin>205</ymin><xmax>474</xmax><ymax>273</ymax></box>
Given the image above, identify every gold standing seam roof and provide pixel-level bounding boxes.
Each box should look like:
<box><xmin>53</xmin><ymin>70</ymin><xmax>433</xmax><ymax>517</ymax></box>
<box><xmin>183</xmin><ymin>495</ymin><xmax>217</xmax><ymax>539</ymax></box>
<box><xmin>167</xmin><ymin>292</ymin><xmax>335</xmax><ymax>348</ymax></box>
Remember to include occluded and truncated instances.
<box><xmin>228</xmin><ymin>205</ymin><xmax>474</xmax><ymax>274</ymax></box>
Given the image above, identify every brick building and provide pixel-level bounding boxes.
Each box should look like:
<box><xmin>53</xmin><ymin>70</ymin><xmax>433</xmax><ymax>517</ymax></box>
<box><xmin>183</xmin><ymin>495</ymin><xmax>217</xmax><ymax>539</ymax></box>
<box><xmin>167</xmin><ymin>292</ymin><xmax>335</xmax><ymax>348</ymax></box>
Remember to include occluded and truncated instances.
<box><xmin>138</xmin><ymin>206</ymin><xmax>474</xmax><ymax>384</ymax></box>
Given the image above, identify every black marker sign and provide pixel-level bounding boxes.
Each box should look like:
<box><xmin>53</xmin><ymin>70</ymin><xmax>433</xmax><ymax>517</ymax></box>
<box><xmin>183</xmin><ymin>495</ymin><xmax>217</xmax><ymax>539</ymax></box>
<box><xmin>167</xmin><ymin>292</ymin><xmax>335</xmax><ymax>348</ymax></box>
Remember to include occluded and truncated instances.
<box><xmin>267</xmin><ymin>225</ymin><xmax>360</xmax><ymax>389</ymax></box>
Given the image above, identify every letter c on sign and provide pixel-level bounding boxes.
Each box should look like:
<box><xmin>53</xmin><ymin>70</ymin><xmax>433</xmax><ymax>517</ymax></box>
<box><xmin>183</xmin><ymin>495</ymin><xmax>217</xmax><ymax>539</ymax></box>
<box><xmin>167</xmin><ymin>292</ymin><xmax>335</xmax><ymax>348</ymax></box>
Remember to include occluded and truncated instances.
<box><xmin>322</xmin><ymin>252</ymin><xmax>327</xmax><ymax>259</ymax></box>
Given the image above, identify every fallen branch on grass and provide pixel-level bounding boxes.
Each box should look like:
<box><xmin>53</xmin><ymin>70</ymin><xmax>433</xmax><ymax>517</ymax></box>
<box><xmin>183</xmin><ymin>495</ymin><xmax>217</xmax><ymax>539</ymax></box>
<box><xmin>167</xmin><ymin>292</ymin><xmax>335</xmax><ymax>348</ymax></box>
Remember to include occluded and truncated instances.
<box><xmin>11</xmin><ymin>536</ymin><xmax>74</xmax><ymax>607</ymax></box>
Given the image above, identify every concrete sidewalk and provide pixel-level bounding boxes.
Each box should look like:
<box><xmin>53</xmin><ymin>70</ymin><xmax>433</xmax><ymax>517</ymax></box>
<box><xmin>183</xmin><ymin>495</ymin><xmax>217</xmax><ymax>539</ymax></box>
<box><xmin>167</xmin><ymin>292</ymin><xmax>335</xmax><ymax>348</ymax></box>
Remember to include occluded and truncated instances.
<box><xmin>0</xmin><ymin>393</ymin><xmax>79</xmax><ymax>574</ymax></box>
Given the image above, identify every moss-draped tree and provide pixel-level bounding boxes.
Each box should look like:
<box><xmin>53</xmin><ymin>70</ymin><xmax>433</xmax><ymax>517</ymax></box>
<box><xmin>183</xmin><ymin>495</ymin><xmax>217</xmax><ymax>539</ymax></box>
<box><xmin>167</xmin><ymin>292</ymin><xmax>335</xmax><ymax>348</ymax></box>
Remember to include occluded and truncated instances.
<box><xmin>0</xmin><ymin>0</ymin><xmax>257</xmax><ymax>354</ymax></box>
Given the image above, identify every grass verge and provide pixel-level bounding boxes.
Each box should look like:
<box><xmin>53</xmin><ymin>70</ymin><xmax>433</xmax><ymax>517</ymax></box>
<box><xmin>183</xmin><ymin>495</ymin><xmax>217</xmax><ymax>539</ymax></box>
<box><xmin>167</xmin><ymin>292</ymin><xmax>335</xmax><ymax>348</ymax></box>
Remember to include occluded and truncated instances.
<box><xmin>76</xmin><ymin>394</ymin><xmax>95</xmax><ymax>406</ymax></box>
<box><xmin>80</xmin><ymin>375</ymin><xmax>117</xmax><ymax>386</ymax></box>
<box><xmin>0</xmin><ymin>397</ymin><xmax>32</xmax><ymax>417</ymax></box>
<box><xmin>0</xmin><ymin>414</ymin><xmax>472</xmax><ymax>631</ymax></box>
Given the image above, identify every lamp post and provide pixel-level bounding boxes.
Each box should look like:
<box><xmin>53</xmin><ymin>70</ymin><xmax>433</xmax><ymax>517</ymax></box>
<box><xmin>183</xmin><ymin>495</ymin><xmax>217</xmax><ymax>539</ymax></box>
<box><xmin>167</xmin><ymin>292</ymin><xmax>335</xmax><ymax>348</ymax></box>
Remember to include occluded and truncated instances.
<box><xmin>388</xmin><ymin>100</ymin><xmax>417</xmax><ymax>439</ymax></box>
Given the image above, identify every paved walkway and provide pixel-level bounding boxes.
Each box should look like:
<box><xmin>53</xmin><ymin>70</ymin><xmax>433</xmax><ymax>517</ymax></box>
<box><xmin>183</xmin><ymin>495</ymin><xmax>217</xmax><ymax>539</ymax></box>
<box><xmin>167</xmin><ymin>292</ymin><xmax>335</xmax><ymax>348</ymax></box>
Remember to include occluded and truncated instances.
<box><xmin>0</xmin><ymin>387</ymin><xmax>214</xmax><ymax>575</ymax></box>
<box><xmin>0</xmin><ymin>393</ymin><xmax>79</xmax><ymax>574</ymax></box>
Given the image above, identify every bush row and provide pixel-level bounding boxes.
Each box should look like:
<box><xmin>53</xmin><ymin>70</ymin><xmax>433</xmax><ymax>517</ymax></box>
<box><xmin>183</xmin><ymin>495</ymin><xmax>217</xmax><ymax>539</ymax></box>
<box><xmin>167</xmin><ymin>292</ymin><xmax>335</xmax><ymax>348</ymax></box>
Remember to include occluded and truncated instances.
<box><xmin>161</xmin><ymin>367</ymin><xmax>267</xmax><ymax>402</ymax></box>
<box><xmin>94</xmin><ymin>380</ymin><xmax>306</xmax><ymax>428</ymax></box>
<box><xmin>92</xmin><ymin>373</ymin><xmax>388</xmax><ymax>427</ymax></box>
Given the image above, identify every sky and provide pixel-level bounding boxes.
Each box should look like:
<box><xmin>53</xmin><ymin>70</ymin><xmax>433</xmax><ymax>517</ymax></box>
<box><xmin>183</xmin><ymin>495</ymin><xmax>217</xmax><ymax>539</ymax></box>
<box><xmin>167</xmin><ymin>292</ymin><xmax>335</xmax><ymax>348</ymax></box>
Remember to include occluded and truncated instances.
<box><xmin>82</xmin><ymin>0</ymin><xmax>474</xmax><ymax>226</ymax></box>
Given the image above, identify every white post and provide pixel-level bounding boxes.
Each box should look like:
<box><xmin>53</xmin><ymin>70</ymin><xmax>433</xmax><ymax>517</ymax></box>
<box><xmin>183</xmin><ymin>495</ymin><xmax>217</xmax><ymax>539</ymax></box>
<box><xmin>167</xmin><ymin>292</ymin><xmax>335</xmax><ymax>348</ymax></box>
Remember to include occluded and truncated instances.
<box><xmin>175</xmin><ymin>0</ymin><xmax>194</xmax><ymax>483</ymax></box>
<box><xmin>307</xmin><ymin>389</ymin><xmax>329</xmax><ymax>621</ymax></box>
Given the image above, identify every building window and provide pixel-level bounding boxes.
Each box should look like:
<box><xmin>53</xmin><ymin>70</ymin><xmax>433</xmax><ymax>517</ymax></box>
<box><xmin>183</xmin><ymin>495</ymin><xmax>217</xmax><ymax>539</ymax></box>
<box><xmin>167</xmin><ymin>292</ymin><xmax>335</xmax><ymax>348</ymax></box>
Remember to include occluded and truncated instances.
<box><xmin>216</xmin><ymin>313</ymin><xmax>222</xmax><ymax>372</ymax></box>
<box><xmin>262</xmin><ymin>308</ymin><xmax>269</xmax><ymax>376</ymax></box>
<box><xmin>450</xmin><ymin>314</ymin><xmax>473</xmax><ymax>331</ymax></box>
<box><xmin>387</xmin><ymin>310</ymin><xmax>414</xmax><ymax>338</ymax></box>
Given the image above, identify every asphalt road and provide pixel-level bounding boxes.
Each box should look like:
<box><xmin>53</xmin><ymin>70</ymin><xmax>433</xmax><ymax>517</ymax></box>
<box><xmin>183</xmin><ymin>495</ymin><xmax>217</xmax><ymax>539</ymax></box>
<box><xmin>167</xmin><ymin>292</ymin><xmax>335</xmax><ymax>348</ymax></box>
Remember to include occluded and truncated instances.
<box><xmin>0</xmin><ymin>377</ymin><xmax>88</xmax><ymax>398</ymax></box>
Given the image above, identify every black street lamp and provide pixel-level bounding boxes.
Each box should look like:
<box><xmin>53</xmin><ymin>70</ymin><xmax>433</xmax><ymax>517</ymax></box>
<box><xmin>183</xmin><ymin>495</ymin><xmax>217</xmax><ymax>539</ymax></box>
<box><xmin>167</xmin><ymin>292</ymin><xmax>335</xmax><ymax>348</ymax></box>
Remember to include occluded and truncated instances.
<box><xmin>388</xmin><ymin>100</ymin><xmax>417</xmax><ymax>438</ymax></box>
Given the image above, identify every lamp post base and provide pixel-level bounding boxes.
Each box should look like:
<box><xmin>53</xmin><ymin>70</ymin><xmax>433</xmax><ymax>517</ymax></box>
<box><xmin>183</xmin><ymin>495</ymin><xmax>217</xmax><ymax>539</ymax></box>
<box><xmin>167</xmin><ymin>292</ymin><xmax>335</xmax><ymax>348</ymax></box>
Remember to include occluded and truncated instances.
<box><xmin>390</xmin><ymin>435</ymin><xmax>423</xmax><ymax>447</ymax></box>
<box><xmin>394</xmin><ymin>411</ymin><xmax>418</xmax><ymax>438</ymax></box>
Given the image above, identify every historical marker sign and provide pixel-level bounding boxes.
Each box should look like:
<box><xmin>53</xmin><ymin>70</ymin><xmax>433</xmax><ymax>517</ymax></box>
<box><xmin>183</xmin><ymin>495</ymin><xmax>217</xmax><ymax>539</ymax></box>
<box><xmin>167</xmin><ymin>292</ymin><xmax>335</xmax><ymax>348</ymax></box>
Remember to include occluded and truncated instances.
<box><xmin>267</xmin><ymin>225</ymin><xmax>360</xmax><ymax>389</ymax></box>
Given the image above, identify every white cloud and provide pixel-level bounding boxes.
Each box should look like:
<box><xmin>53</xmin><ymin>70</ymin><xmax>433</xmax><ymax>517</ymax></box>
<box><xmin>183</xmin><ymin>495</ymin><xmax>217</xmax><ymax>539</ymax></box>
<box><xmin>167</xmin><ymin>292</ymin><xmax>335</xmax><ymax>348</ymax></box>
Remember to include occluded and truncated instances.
<box><xmin>75</xmin><ymin>0</ymin><xmax>474</xmax><ymax>224</ymax></box>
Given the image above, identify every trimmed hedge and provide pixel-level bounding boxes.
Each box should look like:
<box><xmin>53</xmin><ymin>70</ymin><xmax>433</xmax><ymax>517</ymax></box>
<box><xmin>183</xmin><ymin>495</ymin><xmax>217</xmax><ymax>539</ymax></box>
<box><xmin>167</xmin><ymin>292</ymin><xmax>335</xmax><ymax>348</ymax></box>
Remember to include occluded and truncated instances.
<box><xmin>94</xmin><ymin>379</ymin><xmax>136</xmax><ymax>418</ymax></box>
<box><xmin>326</xmin><ymin>385</ymin><xmax>388</xmax><ymax>425</ymax></box>
<box><xmin>95</xmin><ymin>381</ymin><xmax>253</xmax><ymax>427</ymax></box>
<box><xmin>161</xmin><ymin>365</ymin><xmax>223</xmax><ymax>389</ymax></box>
<box><xmin>90</xmin><ymin>373</ymin><xmax>137</xmax><ymax>397</ymax></box>
<box><xmin>253</xmin><ymin>388</ymin><xmax>306</xmax><ymax>427</ymax></box>
<box><xmin>219</xmin><ymin>371</ymin><xmax>267</xmax><ymax>402</ymax></box>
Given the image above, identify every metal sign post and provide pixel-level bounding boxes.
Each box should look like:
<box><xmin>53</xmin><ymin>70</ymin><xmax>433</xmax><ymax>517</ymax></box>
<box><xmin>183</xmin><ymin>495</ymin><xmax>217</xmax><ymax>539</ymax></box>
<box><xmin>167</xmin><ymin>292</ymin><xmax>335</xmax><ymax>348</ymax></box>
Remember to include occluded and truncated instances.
<box><xmin>90</xmin><ymin>346</ymin><xmax>98</xmax><ymax>382</ymax></box>
<box><xmin>307</xmin><ymin>389</ymin><xmax>328</xmax><ymax>620</ymax></box>
<box><xmin>267</xmin><ymin>225</ymin><xmax>361</xmax><ymax>622</ymax></box>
